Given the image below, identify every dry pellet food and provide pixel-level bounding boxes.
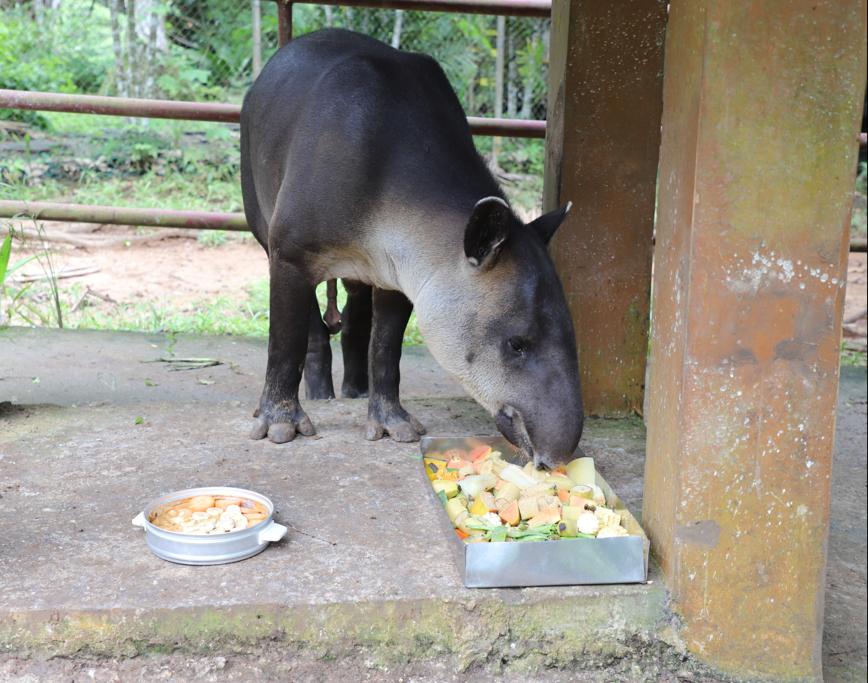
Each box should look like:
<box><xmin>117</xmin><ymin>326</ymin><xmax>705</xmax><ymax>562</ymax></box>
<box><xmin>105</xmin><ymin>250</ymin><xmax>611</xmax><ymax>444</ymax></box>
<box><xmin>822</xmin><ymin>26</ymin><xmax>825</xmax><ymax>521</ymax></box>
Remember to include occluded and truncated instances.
<box><xmin>148</xmin><ymin>495</ymin><xmax>269</xmax><ymax>535</ymax></box>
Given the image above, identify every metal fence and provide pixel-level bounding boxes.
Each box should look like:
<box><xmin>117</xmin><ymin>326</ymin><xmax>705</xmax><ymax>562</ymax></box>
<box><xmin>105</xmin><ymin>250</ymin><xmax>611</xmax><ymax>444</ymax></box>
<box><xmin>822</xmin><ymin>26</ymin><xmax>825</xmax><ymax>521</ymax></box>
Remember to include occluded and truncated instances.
<box><xmin>0</xmin><ymin>0</ymin><xmax>549</xmax><ymax>121</ymax></box>
<box><xmin>0</xmin><ymin>0</ymin><xmax>551</xmax><ymax>230</ymax></box>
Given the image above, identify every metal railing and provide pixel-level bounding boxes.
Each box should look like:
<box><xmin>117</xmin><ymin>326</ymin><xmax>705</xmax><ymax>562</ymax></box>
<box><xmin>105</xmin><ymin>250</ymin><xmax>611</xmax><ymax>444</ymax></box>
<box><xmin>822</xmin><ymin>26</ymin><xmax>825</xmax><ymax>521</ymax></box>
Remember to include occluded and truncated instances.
<box><xmin>0</xmin><ymin>0</ymin><xmax>551</xmax><ymax>232</ymax></box>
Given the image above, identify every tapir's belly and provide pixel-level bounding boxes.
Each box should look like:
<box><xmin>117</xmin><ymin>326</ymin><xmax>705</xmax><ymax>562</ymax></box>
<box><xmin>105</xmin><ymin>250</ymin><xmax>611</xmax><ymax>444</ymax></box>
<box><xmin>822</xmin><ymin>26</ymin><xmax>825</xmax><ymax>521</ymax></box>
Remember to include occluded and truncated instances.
<box><xmin>308</xmin><ymin>240</ymin><xmax>402</xmax><ymax>293</ymax></box>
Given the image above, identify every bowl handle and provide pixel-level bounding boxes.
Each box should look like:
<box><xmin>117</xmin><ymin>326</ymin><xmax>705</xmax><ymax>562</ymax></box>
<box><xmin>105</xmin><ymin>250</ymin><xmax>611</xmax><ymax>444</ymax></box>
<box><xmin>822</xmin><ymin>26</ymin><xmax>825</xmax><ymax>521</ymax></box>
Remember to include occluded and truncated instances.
<box><xmin>131</xmin><ymin>512</ymin><xmax>147</xmax><ymax>529</ymax></box>
<box><xmin>258</xmin><ymin>521</ymin><xmax>288</xmax><ymax>544</ymax></box>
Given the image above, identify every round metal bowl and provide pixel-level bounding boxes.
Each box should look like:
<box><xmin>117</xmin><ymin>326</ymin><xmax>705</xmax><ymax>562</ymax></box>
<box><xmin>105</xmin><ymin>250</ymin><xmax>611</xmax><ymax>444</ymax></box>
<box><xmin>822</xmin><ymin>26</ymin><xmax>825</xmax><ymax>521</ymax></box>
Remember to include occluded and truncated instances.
<box><xmin>132</xmin><ymin>486</ymin><xmax>287</xmax><ymax>565</ymax></box>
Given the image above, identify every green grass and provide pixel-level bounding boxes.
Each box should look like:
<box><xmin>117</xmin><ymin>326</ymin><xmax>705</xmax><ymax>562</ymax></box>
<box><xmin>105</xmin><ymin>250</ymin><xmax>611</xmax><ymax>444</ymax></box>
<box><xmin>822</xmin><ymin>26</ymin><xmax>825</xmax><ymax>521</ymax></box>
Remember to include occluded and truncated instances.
<box><xmin>1</xmin><ymin>265</ymin><xmax>425</xmax><ymax>344</ymax></box>
<box><xmin>841</xmin><ymin>342</ymin><xmax>867</xmax><ymax>368</ymax></box>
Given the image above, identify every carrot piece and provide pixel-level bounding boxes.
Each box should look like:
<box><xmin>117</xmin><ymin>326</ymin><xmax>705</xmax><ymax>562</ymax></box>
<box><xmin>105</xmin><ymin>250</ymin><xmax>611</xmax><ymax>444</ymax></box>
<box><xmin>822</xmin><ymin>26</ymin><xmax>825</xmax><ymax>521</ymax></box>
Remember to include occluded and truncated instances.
<box><xmin>455</xmin><ymin>529</ymin><xmax>469</xmax><ymax>540</ymax></box>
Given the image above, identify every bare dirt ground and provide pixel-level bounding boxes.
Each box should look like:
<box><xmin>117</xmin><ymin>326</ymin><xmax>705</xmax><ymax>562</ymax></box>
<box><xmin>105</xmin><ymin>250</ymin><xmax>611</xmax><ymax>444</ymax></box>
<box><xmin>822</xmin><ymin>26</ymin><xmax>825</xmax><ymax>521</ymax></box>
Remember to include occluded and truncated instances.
<box><xmin>11</xmin><ymin>227</ymin><xmax>267</xmax><ymax>311</ymax></box>
<box><xmin>9</xmin><ymin>228</ymin><xmax>868</xmax><ymax>353</ymax></box>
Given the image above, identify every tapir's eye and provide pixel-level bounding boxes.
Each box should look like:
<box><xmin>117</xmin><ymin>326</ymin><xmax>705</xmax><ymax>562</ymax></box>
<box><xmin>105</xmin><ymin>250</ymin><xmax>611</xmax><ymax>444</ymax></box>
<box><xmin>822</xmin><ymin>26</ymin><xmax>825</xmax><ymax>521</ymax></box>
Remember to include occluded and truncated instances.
<box><xmin>507</xmin><ymin>336</ymin><xmax>528</xmax><ymax>356</ymax></box>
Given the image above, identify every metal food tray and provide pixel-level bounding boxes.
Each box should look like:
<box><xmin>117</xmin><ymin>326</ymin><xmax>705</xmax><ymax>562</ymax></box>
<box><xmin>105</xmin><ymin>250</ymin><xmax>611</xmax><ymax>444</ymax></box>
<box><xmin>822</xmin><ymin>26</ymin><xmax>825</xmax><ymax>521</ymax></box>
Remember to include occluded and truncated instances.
<box><xmin>420</xmin><ymin>436</ymin><xmax>650</xmax><ymax>588</ymax></box>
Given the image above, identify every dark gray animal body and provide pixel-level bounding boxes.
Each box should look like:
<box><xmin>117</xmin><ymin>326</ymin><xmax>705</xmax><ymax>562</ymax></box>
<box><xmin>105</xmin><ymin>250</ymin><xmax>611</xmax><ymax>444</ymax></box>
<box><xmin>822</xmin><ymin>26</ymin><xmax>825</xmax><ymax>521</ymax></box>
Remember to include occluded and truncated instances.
<box><xmin>241</xmin><ymin>29</ymin><xmax>584</xmax><ymax>467</ymax></box>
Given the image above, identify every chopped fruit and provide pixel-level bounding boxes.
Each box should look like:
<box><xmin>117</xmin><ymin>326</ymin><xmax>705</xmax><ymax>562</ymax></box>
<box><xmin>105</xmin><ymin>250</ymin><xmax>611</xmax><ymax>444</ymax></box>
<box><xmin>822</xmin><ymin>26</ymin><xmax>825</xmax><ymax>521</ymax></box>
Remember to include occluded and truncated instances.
<box><xmin>499</xmin><ymin>500</ymin><xmax>521</xmax><ymax>526</ymax></box>
<box><xmin>559</xmin><ymin>506</ymin><xmax>583</xmax><ymax>537</ymax></box>
<box><xmin>458</xmin><ymin>473</ymin><xmax>497</xmax><ymax>498</ymax></box>
<box><xmin>528</xmin><ymin>507</ymin><xmax>562</xmax><ymax>527</ymax></box>
<box><xmin>493</xmin><ymin>481</ymin><xmax>521</xmax><ymax>502</ymax></box>
<box><xmin>432</xmin><ymin>480</ymin><xmax>459</xmax><ymax>499</ymax></box>
<box><xmin>469</xmin><ymin>497</ymin><xmax>490</xmax><ymax>516</ymax></box>
<box><xmin>595</xmin><ymin>507</ymin><xmax>621</xmax><ymax>528</ymax></box>
<box><xmin>445</xmin><ymin>497</ymin><xmax>467</xmax><ymax>524</ymax></box>
<box><xmin>479</xmin><ymin>491</ymin><xmax>498</xmax><ymax>509</ymax></box>
<box><xmin>469</xmin><ymin>445</ymin><xmax>493</xmax><ymax>462</ymax></box>
<box><xmin>426</xmin><ymin>446</ymin><xmax>629</xmax><ymax>543</ymax></box>
<box><xmin>565</xmin><ymin>457</ymin><xmax>596</xmax><ymax>486</ymax></box>
<box><xmin>518</xmin><ymin>496</ymin><xmax>540</xmax><ymax>521</ymax></box>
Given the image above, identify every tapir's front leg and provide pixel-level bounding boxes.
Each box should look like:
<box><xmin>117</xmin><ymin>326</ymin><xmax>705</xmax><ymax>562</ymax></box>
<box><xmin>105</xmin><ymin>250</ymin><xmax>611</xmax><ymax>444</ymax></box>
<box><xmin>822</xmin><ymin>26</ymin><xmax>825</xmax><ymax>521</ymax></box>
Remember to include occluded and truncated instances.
<box><xmin>365</xmin><ymin>288</ymin><xmax>426</xmax><ymax>442</ymax></box>
<box><xmin>250</xmin><ymin>257</ymin><xmax>316</xmax><ymax>443</ymax></box>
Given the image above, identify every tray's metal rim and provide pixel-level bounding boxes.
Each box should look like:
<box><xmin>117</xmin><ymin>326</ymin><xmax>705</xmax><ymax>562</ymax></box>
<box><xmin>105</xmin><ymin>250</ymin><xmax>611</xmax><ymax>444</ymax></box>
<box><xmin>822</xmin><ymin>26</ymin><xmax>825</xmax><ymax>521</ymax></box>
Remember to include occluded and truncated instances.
<box><xmin>132</xmin><ymin>486</ymin><xmax>287</xmax><ymax>565</ymax></box>
<box><xmin>418</xmin><ymin>436</ymin><xmax>650</xmax><ymax>588</ymax></box>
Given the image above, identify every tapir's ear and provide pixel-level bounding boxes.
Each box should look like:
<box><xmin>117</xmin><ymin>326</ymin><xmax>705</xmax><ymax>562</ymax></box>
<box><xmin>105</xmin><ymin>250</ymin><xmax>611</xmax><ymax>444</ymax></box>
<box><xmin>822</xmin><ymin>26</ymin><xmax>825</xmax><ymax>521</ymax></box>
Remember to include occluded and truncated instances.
<box><xmin>527</xmin><ymin>201</ymin><xmax>572</xmax><ymax>245</ymax></box>
<box><xmin>464</xmin><ymin>196</ymin><xmax>512</xmax><ymax>268</ymax></box>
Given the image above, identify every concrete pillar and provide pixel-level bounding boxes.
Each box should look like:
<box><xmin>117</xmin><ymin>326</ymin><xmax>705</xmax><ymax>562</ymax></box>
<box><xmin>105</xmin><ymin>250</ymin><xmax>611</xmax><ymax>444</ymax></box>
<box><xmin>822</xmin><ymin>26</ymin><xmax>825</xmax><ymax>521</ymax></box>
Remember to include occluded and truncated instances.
<box><xmin>643</xmin><ymin>1</ymin><xmax>866</xmax><ymax>680</ymax></box>
<box><xmin>543</xmin><ymin>0</ymin><xmax>667</xmax><ymax>416</ymax></box>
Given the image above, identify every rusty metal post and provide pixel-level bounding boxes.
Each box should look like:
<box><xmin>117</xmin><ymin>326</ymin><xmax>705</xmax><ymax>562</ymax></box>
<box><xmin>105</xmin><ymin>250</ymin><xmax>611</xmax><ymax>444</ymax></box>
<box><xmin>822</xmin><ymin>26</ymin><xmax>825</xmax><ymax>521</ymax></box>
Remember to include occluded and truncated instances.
<box><xmin>643</xmin><ymin>1</ymin><xmax>867</xmax><ymax>680</ymax></box>
<box><xmin>543</xmin><ymin>0</ymin><xmax>667</xmax><ymax>416</ymax></box>
<box><xmin>277</xmin><ymin>1</ymin><xmax>293</xmax><ymax>45</ymax></box>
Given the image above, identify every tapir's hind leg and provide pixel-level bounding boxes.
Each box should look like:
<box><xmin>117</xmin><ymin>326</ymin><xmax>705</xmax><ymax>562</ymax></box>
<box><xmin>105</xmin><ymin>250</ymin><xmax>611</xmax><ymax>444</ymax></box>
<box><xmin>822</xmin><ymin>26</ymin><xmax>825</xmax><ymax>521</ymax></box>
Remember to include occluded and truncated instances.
<box><xmin>340</xmin><ymin>279</ymin><xmax>372</xmax><ymax>398</ymax></box>
<box><xmin>303</xmin><ymin>294</ymin><xmax>336</xmax><ymax>400</ymax></box>
<box><xmin>365</xmin><ymin>288</ymin><xmax>426</xmax><ymax>442</ymax></box>
<box><xmin>250</xmin><ymin>257</ymin><xmax>317</xmax><ymax>443</ymax></box>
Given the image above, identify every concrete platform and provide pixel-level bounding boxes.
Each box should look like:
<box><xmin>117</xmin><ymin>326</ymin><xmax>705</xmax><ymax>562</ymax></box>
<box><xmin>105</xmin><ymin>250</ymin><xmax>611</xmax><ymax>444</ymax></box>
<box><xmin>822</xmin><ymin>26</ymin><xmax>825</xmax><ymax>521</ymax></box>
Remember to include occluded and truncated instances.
<box><xmin>0</xmin><ymin>327</ymin><xmax>864</xmax><ymax>681</ymax></box>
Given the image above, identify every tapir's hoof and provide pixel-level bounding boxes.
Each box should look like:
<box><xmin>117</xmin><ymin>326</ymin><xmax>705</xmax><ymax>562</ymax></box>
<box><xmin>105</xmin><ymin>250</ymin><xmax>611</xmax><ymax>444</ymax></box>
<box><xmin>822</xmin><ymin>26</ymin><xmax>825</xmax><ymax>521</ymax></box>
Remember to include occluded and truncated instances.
<box><xmin>341</xmin><ymin>384</ymin><xmax>369</xmax><ymax>399</ymax></box>
<box><xmin>249</xmin><ymin>405</ymin><xmax>316</xmax><ymax>444</ymax></box>
<box><xmin>365</xmin><ymin>405</ymin><xmax>426</xmax><ymax>443</ymax></box>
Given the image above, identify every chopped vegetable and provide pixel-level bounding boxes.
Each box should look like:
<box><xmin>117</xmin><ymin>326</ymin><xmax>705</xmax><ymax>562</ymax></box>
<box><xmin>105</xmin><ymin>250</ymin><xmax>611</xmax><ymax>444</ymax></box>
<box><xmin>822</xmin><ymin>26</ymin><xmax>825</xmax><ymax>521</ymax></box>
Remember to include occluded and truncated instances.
<box><xmin>577</xmin><ymin>510</ymin><xmax>600</xmax><ymax>536</ymax></box>
<box><xmin>426</xmin><ymin>446</ymin><xmax>631</xmax><ymax>544</ymax></box>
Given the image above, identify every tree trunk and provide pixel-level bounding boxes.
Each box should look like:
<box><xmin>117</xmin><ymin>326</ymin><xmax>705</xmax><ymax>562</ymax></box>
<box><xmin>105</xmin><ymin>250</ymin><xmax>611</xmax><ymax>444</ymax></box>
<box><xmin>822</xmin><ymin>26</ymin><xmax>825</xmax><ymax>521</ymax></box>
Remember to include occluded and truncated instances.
<box><xmin>110</xmin><ymin>0</ymin><xmax>127</xmax><ymax>97</ymax></box>
<box><xmin>324</xmin><ymin>5</ymin><xmax>333</xmax><ymax>27</ymax></box>
<box><xmin>252</xmin><ymin>0</ymin><xmax>262</xmax><ymax>77</ymax></box>
<box><xmin>520</xmin><ymin>29</ymin><xmax>538</xmax><ymax>119</ymax></box>
<box><xmin>507</xmin><ymin>30</ymin><xmax>517</xmax><ymax>117</ymax></box>
<box><xmin>126</xmin><ymin>0</ymin><xmax>137</xmax><ymax>98</ymax></box>
<box><xmin>492</xmin><ymin>15</ymin><xmax>506</xmax><ymax>168</ymax></box>
<box><xmin>145</xmin><ymin>1</ymin><xmax>159</xmax><ymax>97</ymax></box>
<box><xmin>391</xmin><ymin>9</ymin><xmax>403</xmax><ymax>49</ymax></box>
<box><xmin>33</xmin><ymin>0</ymin><xmax>44</xmax><ymax>27</ymax></box>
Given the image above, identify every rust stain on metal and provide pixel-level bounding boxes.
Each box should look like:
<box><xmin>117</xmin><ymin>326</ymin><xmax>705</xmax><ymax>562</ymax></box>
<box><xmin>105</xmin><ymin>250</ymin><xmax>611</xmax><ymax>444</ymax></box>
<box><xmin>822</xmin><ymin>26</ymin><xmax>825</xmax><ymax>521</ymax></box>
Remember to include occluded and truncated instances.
<box><xmin>644</xmin><ymin>1</ymin><xmax>866</xmax><ymax>680</ymax></box>
<box><xmin>543</xmin><ymin>0</ymin><xmax>667</xmax><ymax>417</ymax></box>
<box><xmin>675</xmin><ymin>521</ymin><xmax>721</xmax><ymax>549</ymax></box>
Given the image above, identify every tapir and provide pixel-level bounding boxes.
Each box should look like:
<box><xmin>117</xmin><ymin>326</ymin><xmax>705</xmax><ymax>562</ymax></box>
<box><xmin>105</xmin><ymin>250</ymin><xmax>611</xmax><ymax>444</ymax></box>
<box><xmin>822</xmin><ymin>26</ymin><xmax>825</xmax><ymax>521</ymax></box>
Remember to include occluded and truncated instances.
<box><xmin>240</xmin><ymin>28</ymin><xmax>584</xmax><ymax>468</ymax></box>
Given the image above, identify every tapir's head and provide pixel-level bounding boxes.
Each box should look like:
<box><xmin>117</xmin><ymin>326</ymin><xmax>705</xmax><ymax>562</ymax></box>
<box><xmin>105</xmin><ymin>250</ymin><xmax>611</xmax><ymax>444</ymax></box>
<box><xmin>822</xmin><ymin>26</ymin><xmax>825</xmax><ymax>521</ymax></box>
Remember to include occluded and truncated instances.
<box><xmin>415</xmin><ymin>196</ymin><xmax>584</xmax><ymax>468</ymax></box>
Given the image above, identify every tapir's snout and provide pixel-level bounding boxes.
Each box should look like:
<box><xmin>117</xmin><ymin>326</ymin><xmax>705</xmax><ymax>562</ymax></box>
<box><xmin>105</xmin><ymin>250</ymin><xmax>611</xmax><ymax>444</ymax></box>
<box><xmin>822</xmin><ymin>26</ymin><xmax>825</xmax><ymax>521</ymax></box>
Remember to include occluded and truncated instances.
<box><xmin>495</xmin><ymin>399</ymin><xmax>584</xmax><ymax>469</ymax></box>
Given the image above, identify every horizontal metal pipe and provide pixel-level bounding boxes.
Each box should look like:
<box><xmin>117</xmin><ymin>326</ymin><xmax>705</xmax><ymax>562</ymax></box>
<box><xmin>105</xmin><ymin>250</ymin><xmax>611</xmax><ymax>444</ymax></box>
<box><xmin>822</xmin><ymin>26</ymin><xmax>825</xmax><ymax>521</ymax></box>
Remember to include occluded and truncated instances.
<box><xmin>2</xmin><ymin>201</ymin><xmax>867</xmax><ymax>253</ymax></box>
<box><xmin>0</xmin><ymin>200</ymin><xmax>249</xmax><ymax>231</ymax></box>
<box><xmin>0</xmin><ymin>89</ymin><xmax>546</xmax><ymax>138</ymax></box>
<box><xmin>289</xmin><ymin>0</ymin><xmax>550</xmax><ymax>17</ymax></box>
<box><xmin>0</xmin><ymin>89</ymin><xmax>240</xmax><ymax>123</ymax></box>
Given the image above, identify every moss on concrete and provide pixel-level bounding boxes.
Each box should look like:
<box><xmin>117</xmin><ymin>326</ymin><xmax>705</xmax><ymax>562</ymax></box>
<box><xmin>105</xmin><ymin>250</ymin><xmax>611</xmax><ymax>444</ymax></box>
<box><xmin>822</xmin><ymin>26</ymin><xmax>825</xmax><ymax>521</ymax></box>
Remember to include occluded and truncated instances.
<box><xmin>0</xmin><ymin>586</ymin><xmax>685</xmax><ymax>675</ymax></box>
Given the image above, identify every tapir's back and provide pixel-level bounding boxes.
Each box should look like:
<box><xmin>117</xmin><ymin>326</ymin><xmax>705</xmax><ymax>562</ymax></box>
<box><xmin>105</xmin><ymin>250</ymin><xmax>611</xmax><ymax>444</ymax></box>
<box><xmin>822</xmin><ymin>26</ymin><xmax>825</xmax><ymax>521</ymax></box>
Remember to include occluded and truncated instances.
<box><xmin>241</xmin><ymin>29</ymin><xmax>500</xmax><ymax>252</ymax></box>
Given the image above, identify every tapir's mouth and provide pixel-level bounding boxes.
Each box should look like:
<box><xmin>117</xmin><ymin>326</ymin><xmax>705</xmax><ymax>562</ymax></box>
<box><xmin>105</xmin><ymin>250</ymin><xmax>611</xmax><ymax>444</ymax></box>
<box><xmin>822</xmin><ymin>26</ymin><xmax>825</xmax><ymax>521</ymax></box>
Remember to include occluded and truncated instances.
<box><xmin>495</xmin><ymin>404</ymin><xmax>548</xmax><ymax>468</ymax></box>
